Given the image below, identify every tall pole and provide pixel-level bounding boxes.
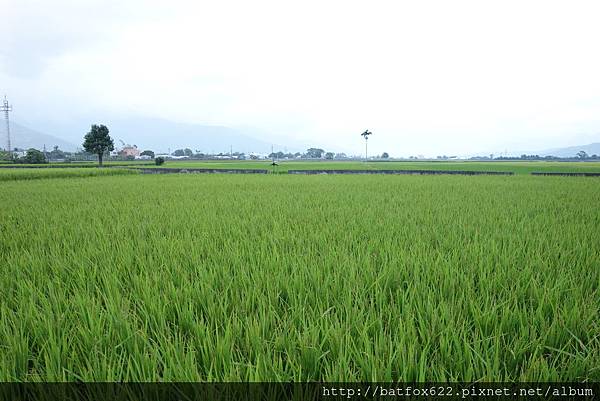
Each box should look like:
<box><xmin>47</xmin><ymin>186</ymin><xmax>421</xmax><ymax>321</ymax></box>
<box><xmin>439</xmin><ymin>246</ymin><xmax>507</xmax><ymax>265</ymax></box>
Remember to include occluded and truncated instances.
<box><xmin>1</xmin><ymin>96</ymin><xmax>12</xmax><ymax>157</ymax></box>
<box><xmin>361</xmin><ymin>129</ymin><xmax>372</xmax><ymax>162</ymax></box>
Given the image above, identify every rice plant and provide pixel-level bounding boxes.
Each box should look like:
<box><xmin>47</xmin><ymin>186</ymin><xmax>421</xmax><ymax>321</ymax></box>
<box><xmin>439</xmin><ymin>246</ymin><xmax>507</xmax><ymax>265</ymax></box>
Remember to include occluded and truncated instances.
<box><xmin>0</xmin><ymin>173</ymin><xmax>598</xmax><ymax>381</ymax></box>
<box><xmin>137</xmin><ymin>160</ymin><xmax>600</xmax><ymax>175</ymax></box>
<box><xmin>0</xmin><ymin>168</ymin><xmax>139</xmax><ymax>182</ymax></box>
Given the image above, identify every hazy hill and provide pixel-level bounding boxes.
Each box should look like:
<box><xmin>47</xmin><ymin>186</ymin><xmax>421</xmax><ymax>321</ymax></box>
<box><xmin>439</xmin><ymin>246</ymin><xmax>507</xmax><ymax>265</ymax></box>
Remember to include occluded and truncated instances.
<box><xmin>104</xmin><ymin>118</ymin><xmax>280</xmax><ymax>154</ymax></box>
<box><xmin>0</xmin><ymin>122</ymin><xmax>77</xmax><ymax>151</ymax></box>
<box><xmin>539</xmin><ymin>143</ymin><xmax>600</xmax><ymax>157</ymax></box>
<box><xmin>12</xmin><ymin>116</ymin><xmax>598</xmax><ymax>157</ymax></box>
<box><xmin>19</xmin><ymin>117</ymin><xmax>293</xmax><ymax>154</ymax></box>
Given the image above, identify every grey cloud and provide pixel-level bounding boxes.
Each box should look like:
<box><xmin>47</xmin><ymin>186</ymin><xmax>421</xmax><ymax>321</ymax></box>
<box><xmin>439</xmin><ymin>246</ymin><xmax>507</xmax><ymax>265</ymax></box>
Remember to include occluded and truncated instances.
<box><xmin>1</xmin><ymin>1</ymin><xmax>140</xmax><ymax>78</ymax></box>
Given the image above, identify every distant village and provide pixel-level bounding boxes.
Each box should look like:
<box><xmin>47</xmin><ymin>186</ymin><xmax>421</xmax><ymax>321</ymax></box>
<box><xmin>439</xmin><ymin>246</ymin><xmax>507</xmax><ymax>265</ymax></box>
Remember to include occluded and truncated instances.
<box><xmin>1</xmin><ymin>141</ymin><xmax>398</xmax><ymax>163</ymax></box>
<box><xmin>2</xmin><ymin>140</ymin><xmax>599</xmax><ymax>164</ymax></box>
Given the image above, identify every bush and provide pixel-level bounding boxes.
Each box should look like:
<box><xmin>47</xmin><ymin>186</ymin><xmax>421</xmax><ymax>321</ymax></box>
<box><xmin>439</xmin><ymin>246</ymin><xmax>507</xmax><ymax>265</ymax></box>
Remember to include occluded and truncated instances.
<box><xmin>14</xmin><ymin>149</ymin><xmax>48</xmax><ymax>164</ymax></box>
<box><xmin>155</xmin><ymin>157</ymin><xmax>165</xmax><ymax>166</ymax></box>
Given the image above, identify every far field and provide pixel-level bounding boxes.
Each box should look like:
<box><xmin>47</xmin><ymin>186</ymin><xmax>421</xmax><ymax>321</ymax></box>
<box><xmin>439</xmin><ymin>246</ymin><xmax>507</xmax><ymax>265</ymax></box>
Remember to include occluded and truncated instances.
<box><xmin>2</xmin><ymin>160</ymin><xmax>600</xmax><ymax>175</ymax></box>
<box><xmin>0</xmin><ymin>165</ymin><xmax>598</xmax><ymax>381</ymax></box>
<box><xmin>0</xmin><ymin>167</ymin><xmax>138</xmax><ymax>182</ymax></box>
<box><xmin>138</xmin><ymin>160</ymin><xmax>600</xmax><ymax>175</ymax></box>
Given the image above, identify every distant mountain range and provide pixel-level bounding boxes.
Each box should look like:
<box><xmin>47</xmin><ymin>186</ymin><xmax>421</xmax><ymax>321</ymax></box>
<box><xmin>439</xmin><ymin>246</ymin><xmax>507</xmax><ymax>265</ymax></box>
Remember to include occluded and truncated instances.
<box><xmin>538</xmin><ymin>142</ymin><xmax>600</xmax><ymax>157</ymax></box>
<box><xmin>5</xmin><ymin>117</ymin><xmax>301</xmax><ymax>154</ymax></box>
<box><xmin>1</xmin><ymin>122</ymin><xmax>77</xmax><ymax>151</ymax></box>
<box><xmin>101</xmin><ymin>118</ymin><xmax>279</xmax><ymax>154</ymax></box>
<box><xmin>3</xmin><ymin>118</ymin><xmax>599</xmax><ymax>157</ymax></box>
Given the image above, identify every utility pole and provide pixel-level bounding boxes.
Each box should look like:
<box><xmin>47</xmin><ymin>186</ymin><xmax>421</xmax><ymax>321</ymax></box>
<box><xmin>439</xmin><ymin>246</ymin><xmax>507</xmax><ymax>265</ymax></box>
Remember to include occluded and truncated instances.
<box><xmin>1</xmin><ymin>96</ymin><xmax>12</xmax><ymax>157</ymax></box>
<box><xmin>271</xmin><ymin>144</ymin><xmax>278</xmax><ymax>166</ymax></box>
<box><xmin>361</xmin><ymin>129</ymin><xmax>372</xmax><ymax>161</ymax></box>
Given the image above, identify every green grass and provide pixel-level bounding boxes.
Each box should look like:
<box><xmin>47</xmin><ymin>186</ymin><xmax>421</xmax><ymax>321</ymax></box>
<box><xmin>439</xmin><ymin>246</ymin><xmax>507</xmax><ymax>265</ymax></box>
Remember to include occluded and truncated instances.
<box><xmin>4</xmin><ymin>160</ymin><xmax>600</xmax><ymax>175</ymax></box>
<box><xmin>0</xmin><ymin>160</ymin><xmax>152</xmax><ymax>168</ymax></box>
<box><xmin>0</xmin><ymin>168</ymin><xmax>140</xmax><ymax>181</ymax></box>
<box><xmin>0</xmin><ymin>173</ymin><xmax>598</xmax><ymax>382</ymax></box>
<box><xmin>140</xmin><ymin>160</ymin><xmax>600</xmax><ymax>175</ymax></box>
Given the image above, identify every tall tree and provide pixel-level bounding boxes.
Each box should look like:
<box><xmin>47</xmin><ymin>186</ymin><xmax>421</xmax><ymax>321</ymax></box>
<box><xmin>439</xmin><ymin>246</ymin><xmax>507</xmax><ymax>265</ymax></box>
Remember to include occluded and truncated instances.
<box><xmin>83</xmin><ymin>124</ymin><xmax>114</xmax><ymax>166</ymax></box>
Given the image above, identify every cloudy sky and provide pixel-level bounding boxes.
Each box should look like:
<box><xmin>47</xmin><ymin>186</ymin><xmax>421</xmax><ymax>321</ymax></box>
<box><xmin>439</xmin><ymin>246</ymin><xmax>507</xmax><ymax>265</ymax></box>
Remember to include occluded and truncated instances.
<box><xmin>2</xmin><ymin>0</ymin><xmax>600</xmax><ymax>156</ymax></box>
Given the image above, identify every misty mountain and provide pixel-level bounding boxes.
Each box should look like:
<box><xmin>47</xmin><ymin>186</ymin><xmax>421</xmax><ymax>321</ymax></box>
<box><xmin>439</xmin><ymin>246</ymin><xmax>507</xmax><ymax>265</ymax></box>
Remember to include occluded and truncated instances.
<box><xmin>0</xmin><ymin>122</ymin><xmax>77</xmax><ymax>151</ymax></box>
<box><xmin>538</xmin><ymin>143</ymin><xmax>600</xmax><ymax>157</ymax></box>
<box><xmin>105</xmin><ymin>118</ymin><xmax>282</xmax><ymax>154</ymax></box>
<box><xmin>467</xmin><ymin>140</ymin><xmax>600</xmax><ymax>159</ymax></box>
<box><xmin>19</xmin><ymin>117</ymin><xmax>299</xmax><ymax>154</ymax></box>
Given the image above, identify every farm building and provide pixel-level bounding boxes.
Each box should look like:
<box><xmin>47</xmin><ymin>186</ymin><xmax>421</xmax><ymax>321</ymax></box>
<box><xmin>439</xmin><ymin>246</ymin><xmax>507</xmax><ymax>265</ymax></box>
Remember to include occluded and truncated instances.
<box><xmin>120</xmin><ymin>145</ymin><xmax>140</xmax><ymax>158</ymax></box>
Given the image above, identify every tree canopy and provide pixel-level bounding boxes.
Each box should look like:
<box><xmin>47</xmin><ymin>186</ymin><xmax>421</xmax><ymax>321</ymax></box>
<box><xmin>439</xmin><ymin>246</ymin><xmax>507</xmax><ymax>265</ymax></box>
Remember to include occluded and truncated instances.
<box><xmin>577</xmin><ymin>150</ymin><xmax>589</xmax><ymax>159</ymax></box>
<box><xmin>21</xmin><ymin>149</ymin><xmax>47</xmax><ymax>164</ymax></box>
<box><xmin>305</xmin><ymin>148</ymin><xmax>325</xmax><ymax>158</ymax></box>
<box><xmin>83</xmin><ymin>124</ymin><xmax>114</xmax><ymax>166</ymax></box>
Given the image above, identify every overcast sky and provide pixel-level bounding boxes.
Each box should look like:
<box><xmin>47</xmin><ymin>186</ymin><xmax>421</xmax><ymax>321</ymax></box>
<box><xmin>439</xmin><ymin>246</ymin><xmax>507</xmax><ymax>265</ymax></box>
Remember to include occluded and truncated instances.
<box><xmin>2</xmin><ymin>0</ymin><xmax>600</xmax><ymax>156</ymax></box>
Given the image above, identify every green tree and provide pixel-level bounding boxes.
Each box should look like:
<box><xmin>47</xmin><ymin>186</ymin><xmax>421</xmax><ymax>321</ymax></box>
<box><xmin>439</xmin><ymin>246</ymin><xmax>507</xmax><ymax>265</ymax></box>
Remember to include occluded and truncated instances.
<box><xmin>268</xmin><ymin>151</ymin><xmax>285</xmax><ymax>159</ymax></box>
<box><xmin>23</xmin><ymin>148</ymin><xmax>47</xmax><ymax>164</ymax></box>
<box><xmin>305</xmin><ymin>148</ymin><xmax>325</xmax><ymax>158</ymax></box>
<box><xmin>577</xmin><ymin>150</ymin><xmax>589</xmax><ymax>159</ymax></box>
<box><xmin>155</xmin><ymin>157</ymin><xmax>165</xmax><ymax>166</ymax></box>
<box><xmin>381</xmin><ymin>152</ymin><xmax>389</xmax><ymax>159</ymax></box>
<box><xmin>141</xmin><ymin>150</ymin><xmax>155</xmax><ymax>158</ymax></box>
<box><xmin>82</xmin><ymin>124</ymin><xmax>114</xmax><ymax>166</ymax></box>
<box><xmin>172</xmin><ymin>149</ymin><xmax>185</xmax><ymax>157</ymax></box>
<box><xmin>49</xmin><ymin>145</ymin><xmax>66</xmax><ymax>161</ymax></box>
<box><xmin>183</xmin><ymin>148</ymin><xmax>193</xmax><ymax>157</ymax></box>
<box><xmin>325</xmin><ymin>152</ymin><xmax>334</xmax><ymax>160</ymax></box>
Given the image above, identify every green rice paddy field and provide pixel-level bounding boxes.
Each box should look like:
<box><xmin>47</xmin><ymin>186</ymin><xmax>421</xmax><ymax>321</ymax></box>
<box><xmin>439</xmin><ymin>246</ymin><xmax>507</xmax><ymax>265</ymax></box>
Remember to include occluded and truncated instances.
<box><xmin>0</xmin><ymin>166</ymin><xmax>599</xmax><ymax>382</ymax></box>
<box><xmin>3</xmin><ymin>160</ymin><xmax>600</xmax><ymax>175</ymax></box>
<box><xmin>0</xmin><ymin>168</ymin><xmax>138</xmax><ymax>182</ymax></box>
<box><xmin>141</xmin><ymin>160</ymin><xmax>600</xmax><ymax>175</ymax></box>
